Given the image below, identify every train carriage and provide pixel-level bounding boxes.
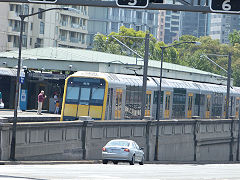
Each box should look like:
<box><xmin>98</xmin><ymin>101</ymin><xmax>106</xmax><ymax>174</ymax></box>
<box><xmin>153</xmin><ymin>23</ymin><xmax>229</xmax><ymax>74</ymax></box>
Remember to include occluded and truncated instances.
<box><xmin>60</xmin><ymin>71</ymin><xmax>158</xmax><ymax>121</ymax></box>
<box><xmin>60</xmin><ymin>71</ymin><xmax>240</xmax><ymax>121</ymax></box>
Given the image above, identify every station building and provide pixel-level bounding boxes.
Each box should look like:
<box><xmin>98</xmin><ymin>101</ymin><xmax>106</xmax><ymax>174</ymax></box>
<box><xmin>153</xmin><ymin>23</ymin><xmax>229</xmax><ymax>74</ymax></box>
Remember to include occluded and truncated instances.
<box><xmin>0</xmin><ymin>47</ymin><xmax>227</xmax><ymax>111</ymax></box>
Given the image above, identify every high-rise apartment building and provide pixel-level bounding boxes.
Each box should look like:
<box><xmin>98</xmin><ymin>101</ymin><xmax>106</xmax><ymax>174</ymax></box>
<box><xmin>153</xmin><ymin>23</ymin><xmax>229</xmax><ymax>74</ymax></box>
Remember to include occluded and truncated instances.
<box><xmin>163</xmin><ymin>10</ymin><xmax>180</xmax><ymax>44</ymax></box>
<box><xmin>180</xmin><ymin>12</ymin><xmax>209</xmax><ymax>38</ymax></box>
<box><xmin>87</xmin><ymin>7</ymin><xmax>159</xmax><ymax>48</ymax></box>
<box><xmin>0</xmin><ymin>3</ymin><xmax>89</xmax><ymax>52</ymax></box>
<box><xmin>210</xmin><ymin>13</ymin><xmax>240</xmax><ymax>44</ymax></box>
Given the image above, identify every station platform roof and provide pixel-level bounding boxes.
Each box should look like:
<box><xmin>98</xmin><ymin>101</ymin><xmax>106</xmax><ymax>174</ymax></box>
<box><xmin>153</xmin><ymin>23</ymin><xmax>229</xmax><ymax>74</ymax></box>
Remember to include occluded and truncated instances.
<box><xmin>0</xmin><ymin>47</ymin><xmax>227</xmax><ymax>85</ymax></box>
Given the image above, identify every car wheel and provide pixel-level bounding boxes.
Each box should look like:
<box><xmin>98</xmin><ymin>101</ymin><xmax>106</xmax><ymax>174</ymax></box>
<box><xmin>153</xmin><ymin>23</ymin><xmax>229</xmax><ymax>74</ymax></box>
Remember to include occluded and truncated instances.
<box><xmin>113</xmin><ymin>161</ymin><xmax>118</xmax><ymax>164</ymax></box>
<box><xmin>129</xmin><ymin>155</ymin><xmax>135</xmax><ymax>165</ymax></box>
<box><xmin>102</xmin><ymin>159</ymin><xmax>108</xmax><ymax>164</ymax></box>
<box><xmin>139</xmin><ymin>156</ymin><xmax>144</xmax><ymax>165</ymax></box>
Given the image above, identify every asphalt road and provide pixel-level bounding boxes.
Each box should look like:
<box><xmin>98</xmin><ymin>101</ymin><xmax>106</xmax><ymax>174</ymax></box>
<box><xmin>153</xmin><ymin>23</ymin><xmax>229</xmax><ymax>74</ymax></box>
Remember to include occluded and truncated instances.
<box><xmin>1</xmin><ymin>163</ymin><xmax>240</xmax><ymax>180</ymax></box>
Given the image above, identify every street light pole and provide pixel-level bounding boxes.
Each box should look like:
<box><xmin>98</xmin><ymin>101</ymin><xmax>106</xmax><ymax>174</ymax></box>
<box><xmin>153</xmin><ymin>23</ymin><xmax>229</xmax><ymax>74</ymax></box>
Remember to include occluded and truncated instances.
<box><xmin>9</xmin><ymin>7</ymin><xmax>74</xmax><ymax>161</ymax></box>
<box><xmin>141</xmin><ymin>33</ymin><xmax>150</xmax><ymax>120</ymax></box>
<box><xmin>154</xmin><ymin>46</ymin><xmax>164</xmax><ymax>161</ymax></box>
<box><xmin>226</xmin><ymin>52</ymin><xmax>232</xmax><ymax>119</ymax></box>
<box><xmin>154</xmin><ymin>41</ymin><xmax>201</xmax><ymax>161</ymax></box>
<box><xmin>201</xmin><ymin>53</ymin><xmax>232</xmax><ymax>119</ymax></box>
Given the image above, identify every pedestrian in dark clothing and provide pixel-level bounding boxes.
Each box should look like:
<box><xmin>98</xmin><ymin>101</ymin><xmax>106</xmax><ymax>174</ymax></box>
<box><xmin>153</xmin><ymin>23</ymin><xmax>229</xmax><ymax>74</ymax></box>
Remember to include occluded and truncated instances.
<box><xmin>37</xmin><ymin>90</ymin><xmax>46</xmax><ymax>115</ymax></box>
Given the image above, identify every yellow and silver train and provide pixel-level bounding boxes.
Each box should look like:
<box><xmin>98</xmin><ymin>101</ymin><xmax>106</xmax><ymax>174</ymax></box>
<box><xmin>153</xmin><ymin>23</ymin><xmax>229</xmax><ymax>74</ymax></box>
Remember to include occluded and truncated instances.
<box><xmin>60</xmin><ymin>71</ymin><xmax>240</xmax><ymax>121</ymax></box>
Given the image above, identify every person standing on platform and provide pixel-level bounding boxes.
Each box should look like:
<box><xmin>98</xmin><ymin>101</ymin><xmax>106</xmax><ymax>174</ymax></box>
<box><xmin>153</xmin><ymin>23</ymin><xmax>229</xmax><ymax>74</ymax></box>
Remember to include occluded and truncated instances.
<box><xmin>37</xmin><ymin>90</ymin><xmax>46</xmax><ymax>115</ymax></box>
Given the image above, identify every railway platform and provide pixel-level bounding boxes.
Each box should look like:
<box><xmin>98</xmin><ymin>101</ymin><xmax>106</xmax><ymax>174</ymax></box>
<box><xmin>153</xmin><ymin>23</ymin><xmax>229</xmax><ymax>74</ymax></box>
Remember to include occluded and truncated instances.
<box><xmin>0</xmin><ymin>109</ymin><xmax>60</xmax><ymax>122</ymax></box>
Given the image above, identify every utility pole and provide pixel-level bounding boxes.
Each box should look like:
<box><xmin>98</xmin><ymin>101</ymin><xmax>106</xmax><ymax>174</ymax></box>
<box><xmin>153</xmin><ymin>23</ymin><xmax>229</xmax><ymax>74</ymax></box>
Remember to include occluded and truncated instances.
<box><xmin>141</xmin><ymin>33</ymin><xmax>150</xmax><ymax>120</ymax></box>
<box><xmin>226</xmin><ymin>52</ymin><xmax>232</xmax><ymax>119</ymax></box>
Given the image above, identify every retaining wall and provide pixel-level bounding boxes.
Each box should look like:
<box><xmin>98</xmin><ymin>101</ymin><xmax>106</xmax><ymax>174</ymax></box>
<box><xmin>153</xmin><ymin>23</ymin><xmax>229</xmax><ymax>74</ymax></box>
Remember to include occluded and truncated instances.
<box><xmin>0</xmin><ymin>119</ymin><xmax>239</xmax><ymax>162</ymax></box>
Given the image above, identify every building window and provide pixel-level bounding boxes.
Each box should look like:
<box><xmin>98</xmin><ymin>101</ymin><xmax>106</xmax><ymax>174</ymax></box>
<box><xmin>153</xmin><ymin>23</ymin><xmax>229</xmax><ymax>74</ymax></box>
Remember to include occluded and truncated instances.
<box><xmin>32</xmin><ymin>8</ymin><xmax>34</xmax><ymax>14</ymax></box>
<box><xmin>136</xmin><ymin>12</ymin><xmax>142</xmax><ymax>19</ymax></box>
<box><xmin>35</xmin><ymin>38</ymin><xmax>43</xmax><ymax>48</ymax></box>
<box><xmin>111</xmin><ymin>22</ymin><xmax>118</xmax><ymax>32</ymax></box>
<box><xmin>40</xmin><ymin>22</ymin><xmax>44</xmax><ymax>34</ymax></box>
<box><xmin>30</xmin><ymin>23</ymin><xmax>33</xmax><ymax>30</ymax></box>
<box><xmin>10</xmin><ymin>4</ymin><xmax>14</xmax><ymax>11</ymax></box>
<box><xmin>8</xmin><ymin>35</ymin><xmax>11</xmax><ymax>42</ymax></box>
<box><xmin>30</xmin><ymin>38</ymin><xmax>32</xmax><ymax>46</ymax></box>
<box><xmin>15</xmin><ymin>5</ymin><xmax>21</xmax><ymax>16</ymax></box>
<box><xmin>22</xmin><ymin>35</ymin><xmax>27</xmax><ymax>47</ymax></box>
<box><xmin>9</xmin><ymin>20</ymin><xmax>12</xmax><ymax>27</ymax></box>
<box><xmin>136</xmin><ymin>25</ymin><xmax>140</xmax><ymax>31</ymax></box>
<box><xmin>148</xmin><ymin>13</ymin><xmax>154</xmax><ymax>20</ymax></box>
<box><xmin>38</xmin><ymin>8</ymin><xmax>43</xmax><ymax>19</ymax></box>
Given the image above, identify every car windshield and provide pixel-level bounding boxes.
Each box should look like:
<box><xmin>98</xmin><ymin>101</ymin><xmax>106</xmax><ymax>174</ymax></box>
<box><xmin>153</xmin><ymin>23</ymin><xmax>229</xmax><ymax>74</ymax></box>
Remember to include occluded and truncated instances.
<box><xmin>107</xmin><ymin>140</ymin><xmax>130</xmax><ymax>147</ymax></box>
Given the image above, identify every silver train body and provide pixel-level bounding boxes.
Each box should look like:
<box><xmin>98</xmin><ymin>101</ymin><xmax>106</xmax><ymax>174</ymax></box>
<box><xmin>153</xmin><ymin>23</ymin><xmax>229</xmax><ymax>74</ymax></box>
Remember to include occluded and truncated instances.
<box><xmin>61</xmin><ymin>71</ymin><xmax>240</xmax><ymax>120</ymax></box>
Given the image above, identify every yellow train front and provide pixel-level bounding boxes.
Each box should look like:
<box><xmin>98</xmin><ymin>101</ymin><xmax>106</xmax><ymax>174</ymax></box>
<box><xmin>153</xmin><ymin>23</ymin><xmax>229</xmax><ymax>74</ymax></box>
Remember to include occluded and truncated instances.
<box><xmin>60</xmin><ymin>71</ymin><xmax>157</xmax><ymax>121</ymax></box>
<box><xmin>61</xmin><ymin>72</ymin><xmax>109</xmax><ymax>121</ymax></box>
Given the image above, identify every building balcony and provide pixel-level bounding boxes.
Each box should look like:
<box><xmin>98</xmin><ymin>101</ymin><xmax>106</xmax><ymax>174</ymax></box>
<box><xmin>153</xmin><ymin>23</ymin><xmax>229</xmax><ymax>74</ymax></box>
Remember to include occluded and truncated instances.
<box><xmin>60</xmin><ymin>21</ymin><xmax>68</xmax><ymax>27</ymax></box>
<box><xmin>71</xmin><ymin>23</ymin><xmax>80</xmax><ymax>29</ymax></box>
<box><xmin>60</xmin><ymin>36</ymin><xmax>67</xmax><ymax>41</ymax></box>
<box><xmin>70</xmin><ymin>37</ymin><xmax>79</xmax><ymax>43</ymax></box>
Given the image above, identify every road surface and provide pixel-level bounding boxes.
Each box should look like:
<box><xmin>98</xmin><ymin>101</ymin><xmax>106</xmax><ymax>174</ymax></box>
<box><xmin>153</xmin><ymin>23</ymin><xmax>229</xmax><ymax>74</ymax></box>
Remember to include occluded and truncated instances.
<box><xmin>1</xmin><ymin>163</ymin><xmax>240</xmax><ymax>180</ymax></box>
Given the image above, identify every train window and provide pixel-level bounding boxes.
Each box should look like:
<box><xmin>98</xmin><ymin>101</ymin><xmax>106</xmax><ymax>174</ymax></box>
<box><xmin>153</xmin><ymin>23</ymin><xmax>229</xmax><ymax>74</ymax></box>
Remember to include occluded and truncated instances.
<box><xmin>115</xmin><ymin>89</ymin><xmax>122</xmax><ymax>119</ymax></box>
<box><xmin>92</xmin><ymin>88</ymin><xmax>104</xmax><ymax>100</ymax></box>
<box><xmin>124</xmin><ymin>86</ymin><xmax>141</xmax><ymax>119</ymax></box>
<box><xmin>188</xmin><ymin>95</ymin><xmax>193</xmax><ymax>111</ymax></box>
<box><xmin>153</xmin><ymin>91</ymin><xmax>163</xmax><ymax>104</ymax></box>
<box><xmin>212</xmin><ymin>93</ymin><xmax>223</xmax><ymax>117</ymax></box>
<box><xmin>66</xmin><ymin>86</ymin><xmax>80</xmax><ymax>103</ymax></box>
<box><xmin>146</xmin><ymin>93</ymin><xmax>151</xmax><ymax>110</ymax></box>
<box><xmin>195</xmin><ymin>94</ymin><xmax>204</xmax><ymax>105</ymax></box>
<box><xmin>80</xmin><ymin>88</ymin><xmax>90</xmax><ymax>101</ymax></box>
<box><xmin>172</xmin><ymin>88</ymin><xmax>186</xmax><ymax>119</ymax></box>
<box><xmin>165</xmin><ymin>94</ymin><xmax>170</xmax><ymax>110</ymax></box>
<box><xmin>206</xmin><ymin>95</ymin><xmax>211</xmax><ymax>112</ymax></box>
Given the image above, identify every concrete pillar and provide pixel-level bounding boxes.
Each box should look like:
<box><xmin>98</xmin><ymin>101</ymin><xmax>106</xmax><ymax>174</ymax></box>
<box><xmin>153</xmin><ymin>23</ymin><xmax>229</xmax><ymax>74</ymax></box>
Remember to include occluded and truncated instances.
<box><xmin>80</xmin><ymin>117</ymin><xmax>94</xmax><ymax>160</ymax></box>
<box><xmin>0</xmin><ymin>119</ymin><xmax>11</xmax><ymax>160</ymax></box>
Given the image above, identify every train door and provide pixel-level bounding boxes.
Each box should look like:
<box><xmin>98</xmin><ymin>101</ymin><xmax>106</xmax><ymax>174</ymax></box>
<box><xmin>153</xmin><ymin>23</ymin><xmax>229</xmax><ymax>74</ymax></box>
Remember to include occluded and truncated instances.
<box><xmin>236</xmin><ymin>97</ymin><xmax>240</xmax><ymax>119</ymax></box>
<box><xmin>145</xmin><ymin>91</ymin><xmax>152</xmax><ymax>117</ymax></box>
<box><xmin>187</xmin><ymin>93</ymin><xmax>193</xmax><ymax>118</ymax></box>
<box><xmin>164</xmin><ymin>91</ymin><xmax>171</xmax><ymax>119</ymax></box>
<box><xmin>205</xmin><ymin>94</ymin><xmax>211</xmax><ymax>118</ymax></box>
<box><xmin>77</xmin><ymin>86</ymin><xmax>106</xmax><ymax>120</ymax></box>
<box><xmin>115</xmin><ymin>88</ymin><xmax>122</xmax><ymax>119</ymax></box>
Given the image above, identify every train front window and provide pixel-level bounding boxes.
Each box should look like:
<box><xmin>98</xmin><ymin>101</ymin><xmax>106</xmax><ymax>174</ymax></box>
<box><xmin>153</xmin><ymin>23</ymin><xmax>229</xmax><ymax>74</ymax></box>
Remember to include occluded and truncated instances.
<box><xmin>92</xmin><ymin>88</ymin><xmax>104</xmax><ymax>100</ymax></box>
<box><xmin>90</xmin><ymin>87</ymin><xmax>105</xmax><ymax>105</ymax></box>
<box><xmin>79</xmin><ymin>87</ymin><xmax>91</xmax><ymax>105</ymax></box>
<box><xmin>66</xmin><ymin>86</ymin><xmax>80</xmax><ymax>103</ymax></box>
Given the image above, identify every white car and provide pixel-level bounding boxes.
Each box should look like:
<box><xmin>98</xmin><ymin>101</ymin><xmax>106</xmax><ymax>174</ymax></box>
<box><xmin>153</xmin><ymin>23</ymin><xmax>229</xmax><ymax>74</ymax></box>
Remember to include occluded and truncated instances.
<box><xmin>102</xmin><ymin>139</ymin><xmax>144</xmax><ymax>165</ymax></box>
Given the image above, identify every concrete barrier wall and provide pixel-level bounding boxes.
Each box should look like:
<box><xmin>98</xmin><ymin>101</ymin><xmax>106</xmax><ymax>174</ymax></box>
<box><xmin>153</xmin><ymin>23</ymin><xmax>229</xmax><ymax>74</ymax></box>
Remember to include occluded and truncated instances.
<box><xmin>0</xmin><ymin>119</ymin><xmax>239</xmax><ymax>162</ymax></box>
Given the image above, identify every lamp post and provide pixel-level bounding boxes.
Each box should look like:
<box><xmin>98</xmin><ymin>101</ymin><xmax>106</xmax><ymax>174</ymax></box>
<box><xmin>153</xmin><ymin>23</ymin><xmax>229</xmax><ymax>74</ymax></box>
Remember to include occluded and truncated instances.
<box><xmin>200</xmin><ymin>53</ymin><xmax>232</xmax><ymax>119</ymax></box>
<box><xmin>10</xmin><ymin>7</ymin><xmax>76</xmax><ymax>161</ymax></box>
<box><xmin>154</xmin><ymin>41</ymin><xmax>201</xmax><ymax>161</ymax></box>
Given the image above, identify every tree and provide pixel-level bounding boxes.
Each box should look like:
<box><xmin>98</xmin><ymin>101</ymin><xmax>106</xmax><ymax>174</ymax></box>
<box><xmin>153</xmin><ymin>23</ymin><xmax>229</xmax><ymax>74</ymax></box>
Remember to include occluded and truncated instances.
<box><xmin>229</xmin><ymin>30</ymin><xmax>240</xmax><ymax>46</ymax></box>
<box><xmin>93</xmin><ymin>26</ymin><xmax>240</xmax><ymax>86</ymax></box>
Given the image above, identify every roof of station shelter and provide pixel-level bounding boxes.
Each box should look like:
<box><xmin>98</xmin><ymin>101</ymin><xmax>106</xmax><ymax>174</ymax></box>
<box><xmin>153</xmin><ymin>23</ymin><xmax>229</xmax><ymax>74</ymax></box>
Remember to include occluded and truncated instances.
<box><xmin>0</xmin><ymin>47</ymin><xmax>226</xmax><ymax>84</ymax></box>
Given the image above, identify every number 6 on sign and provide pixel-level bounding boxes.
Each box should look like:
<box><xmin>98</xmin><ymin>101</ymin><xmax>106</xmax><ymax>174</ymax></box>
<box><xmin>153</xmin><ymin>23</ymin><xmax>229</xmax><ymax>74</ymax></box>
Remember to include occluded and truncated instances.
<box><xmin>222</xmin><ymin>0</ymin><xmax>231</xmax><ymax>11</ymax></box>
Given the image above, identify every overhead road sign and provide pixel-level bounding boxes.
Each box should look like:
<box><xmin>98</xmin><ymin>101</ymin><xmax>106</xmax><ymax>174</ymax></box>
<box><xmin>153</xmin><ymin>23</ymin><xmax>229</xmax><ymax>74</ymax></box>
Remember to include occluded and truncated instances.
<box><xmin>116</xmin><ymin>0</ymin><xmax>149</xmax><ymax>8</ymax></box>
<box><xmin>210</xmin><ymin>0</ymin><xmax>240</xmax><ymax>13</ymax></box>
<box><xmin>116</xmin><ymin>0</ymin><xmax>163</xmax><ymax>8</ymax></box>
<box><xmin>0</xmin><ymin>0</ymin><xmax>225</xmax><ymax>13</ymax></box>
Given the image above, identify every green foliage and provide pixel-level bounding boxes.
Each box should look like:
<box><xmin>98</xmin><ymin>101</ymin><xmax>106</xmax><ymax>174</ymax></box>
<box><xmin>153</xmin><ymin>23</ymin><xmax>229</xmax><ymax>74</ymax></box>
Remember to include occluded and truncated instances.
<box><xmin>93</xmin><ymin>26</ymin><xmax>240</xmax><ymax>86</ymax></box>
<box><xmin>229</xmin><ymin>30</ymin><xmax>240</xmax><ymax>46</ymax></box>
